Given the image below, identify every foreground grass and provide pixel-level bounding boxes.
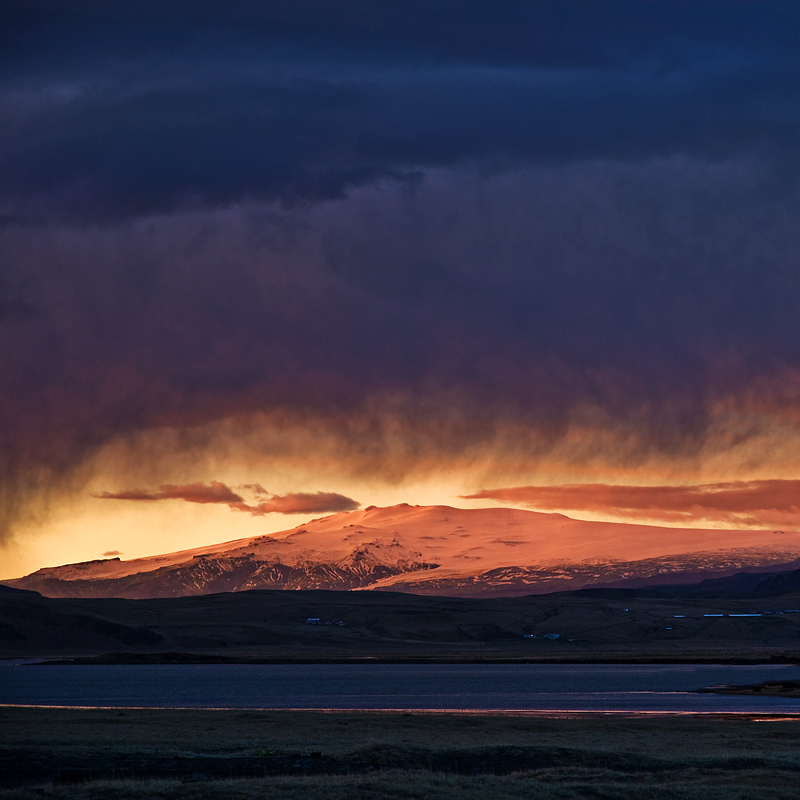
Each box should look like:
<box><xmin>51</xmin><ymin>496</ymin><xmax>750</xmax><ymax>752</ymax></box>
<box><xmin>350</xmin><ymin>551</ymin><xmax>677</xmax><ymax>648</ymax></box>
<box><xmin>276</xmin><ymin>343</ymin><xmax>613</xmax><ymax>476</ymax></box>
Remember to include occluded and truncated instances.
<box><xmin>4</xmin><ymin>770</ymin><xmax>800</xmax><ymax>800</ymax></box>
<box><xmin>2</xmin><ymin>708</ymin><xmax>800</xmax><ymax>799</ymax></box>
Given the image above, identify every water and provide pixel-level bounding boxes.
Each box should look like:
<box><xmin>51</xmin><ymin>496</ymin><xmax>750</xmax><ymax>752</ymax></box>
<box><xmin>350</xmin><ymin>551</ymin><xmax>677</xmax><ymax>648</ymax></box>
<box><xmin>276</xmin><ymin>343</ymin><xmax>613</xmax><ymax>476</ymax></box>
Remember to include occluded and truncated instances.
<box><xmin>2</xmin><ymin>662</ymin><xmax>800</xmax><ymax>713</ymax></box>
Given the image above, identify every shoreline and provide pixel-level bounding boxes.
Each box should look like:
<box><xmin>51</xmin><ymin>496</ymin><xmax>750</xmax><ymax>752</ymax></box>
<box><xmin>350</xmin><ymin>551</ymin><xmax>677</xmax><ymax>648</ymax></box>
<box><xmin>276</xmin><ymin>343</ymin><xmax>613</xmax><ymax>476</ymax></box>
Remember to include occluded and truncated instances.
<box><xmin>15</xmin><ymin>651</ymin><xmax>800</xmax><ymax>666</ymax></box>
<box><xmin>3</xmin><ymin>703</ymin><xmax>800</xmax><ymax>717</ymax></box>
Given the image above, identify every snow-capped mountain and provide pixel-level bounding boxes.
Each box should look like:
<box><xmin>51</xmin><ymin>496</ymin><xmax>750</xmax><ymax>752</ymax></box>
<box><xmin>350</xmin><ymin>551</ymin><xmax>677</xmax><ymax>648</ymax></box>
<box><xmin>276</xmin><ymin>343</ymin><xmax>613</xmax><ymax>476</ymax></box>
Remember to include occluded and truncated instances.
<box><xmin>6</xmin><ymin>504</ymin><xmax>800</xmax><ymax>598</ymax></box>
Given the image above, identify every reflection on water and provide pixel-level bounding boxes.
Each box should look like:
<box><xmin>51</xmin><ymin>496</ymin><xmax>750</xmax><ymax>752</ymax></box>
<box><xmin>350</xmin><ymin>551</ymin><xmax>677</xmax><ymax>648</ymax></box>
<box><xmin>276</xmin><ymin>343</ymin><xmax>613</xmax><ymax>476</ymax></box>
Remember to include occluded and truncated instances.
<box><xmin>2</xmin><ymin>663</ymin><xmax>800</xmax><ymax>714</ymax></box>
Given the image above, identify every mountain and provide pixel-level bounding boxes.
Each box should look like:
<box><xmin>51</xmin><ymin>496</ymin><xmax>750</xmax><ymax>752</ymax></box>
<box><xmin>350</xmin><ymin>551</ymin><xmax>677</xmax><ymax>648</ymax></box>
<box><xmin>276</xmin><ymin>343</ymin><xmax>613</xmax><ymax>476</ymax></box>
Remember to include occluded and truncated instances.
<box><xmin>5</xmin><ymin>504</ymin><xmax>800</xmax><ymax>599</ymax></box>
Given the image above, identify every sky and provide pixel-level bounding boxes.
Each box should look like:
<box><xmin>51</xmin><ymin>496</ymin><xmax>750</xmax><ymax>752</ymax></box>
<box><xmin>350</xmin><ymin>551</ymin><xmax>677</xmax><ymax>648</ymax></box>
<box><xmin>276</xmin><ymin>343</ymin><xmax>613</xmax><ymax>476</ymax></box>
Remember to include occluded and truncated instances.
<box><xmin>3</xmin><ymin>1</ymin><xmax>800</xmax><ymax>577</ymax></box>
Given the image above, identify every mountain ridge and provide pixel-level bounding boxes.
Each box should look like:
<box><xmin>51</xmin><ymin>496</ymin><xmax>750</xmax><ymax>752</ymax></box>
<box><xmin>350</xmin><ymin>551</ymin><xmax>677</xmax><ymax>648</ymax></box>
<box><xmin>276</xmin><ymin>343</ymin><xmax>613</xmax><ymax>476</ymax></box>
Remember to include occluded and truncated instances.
<box><xmin>5</xmin><ymin>503</ymin><xmax>800</xmax><ymax>599</ymax></box>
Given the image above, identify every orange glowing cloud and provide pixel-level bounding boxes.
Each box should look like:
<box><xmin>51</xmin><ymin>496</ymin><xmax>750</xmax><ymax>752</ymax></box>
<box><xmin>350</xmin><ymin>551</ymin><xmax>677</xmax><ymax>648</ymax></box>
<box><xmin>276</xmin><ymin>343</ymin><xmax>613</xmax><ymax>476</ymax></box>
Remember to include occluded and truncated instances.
<box><xmin>231</xmin><ymin>491</ymin><xmax>360</xmax><ymax>516</ymax></box>
<box><xmin>462</xmin><ymin>480</ymin><xmax>800</xmax><ymax>528</ymax></box>
<box><xmin>94</xmin><ymin>482</ymin><xmax>359</xmax><ymax>516</ymax></box>
<box><xmin>93</xmin><ymin>481</ymin><xmax>244</xmax><ymax>504</ymax></box>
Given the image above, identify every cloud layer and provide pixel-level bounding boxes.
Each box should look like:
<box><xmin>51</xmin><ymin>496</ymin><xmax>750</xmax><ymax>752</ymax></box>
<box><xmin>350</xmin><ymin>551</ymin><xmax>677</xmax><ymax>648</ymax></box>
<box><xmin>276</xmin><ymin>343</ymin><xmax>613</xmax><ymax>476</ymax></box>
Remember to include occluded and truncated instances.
<box><xmin>2</xmin><ymin>2</ymin><xmax>800</xmax><ymax>550</ymax></box>
<box><xmin>94</xmin><ymin>482</ymin><xmax>359</xmax><ymax>516</ymax></box>
<box><xmin>232</xmin><ymin>492</ymin><xmax>360</xmax><ymax>516</ymax></box>
<box><xmin>3</xmin><ymin>1</ymin><xmax>799</xmax><ymax>223</ymax></box>
<box><xmin>94</xmin><ymin>481</ymin><xmax>244</xmax><ymax>505</ymax></box>
<box><xmin>464</xmin><ymin>481</ymin><xmax>800</xmax><ymax>529</ymax></box>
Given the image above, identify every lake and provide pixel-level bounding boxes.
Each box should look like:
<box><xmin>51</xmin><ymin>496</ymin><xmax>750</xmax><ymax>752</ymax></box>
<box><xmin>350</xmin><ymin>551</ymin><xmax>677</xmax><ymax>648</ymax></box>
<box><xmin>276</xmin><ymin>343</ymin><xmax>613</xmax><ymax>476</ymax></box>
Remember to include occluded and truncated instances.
<box><xmin>2</xmin><ymin>662</ymin><xmax>800</xmax><ymax>713</ymax></box>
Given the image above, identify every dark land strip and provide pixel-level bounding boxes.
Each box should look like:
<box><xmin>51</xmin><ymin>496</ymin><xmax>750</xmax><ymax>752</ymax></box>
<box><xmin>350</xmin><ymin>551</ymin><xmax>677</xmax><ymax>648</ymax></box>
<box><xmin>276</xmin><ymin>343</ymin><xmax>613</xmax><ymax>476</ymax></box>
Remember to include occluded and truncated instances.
<box><xmin>699</xmin><ymin>680</ymin><xmax>800</xmax><ymax>697</ymax></box>
<box><xmin>29</xmin><ymin>651</ymin><xmax>800</xmax><ymax>665</ymax></box>
<box><xmin>4</xmin><ymin>583</ymin><xmax>800</xmax><ymax>664</ymax></box>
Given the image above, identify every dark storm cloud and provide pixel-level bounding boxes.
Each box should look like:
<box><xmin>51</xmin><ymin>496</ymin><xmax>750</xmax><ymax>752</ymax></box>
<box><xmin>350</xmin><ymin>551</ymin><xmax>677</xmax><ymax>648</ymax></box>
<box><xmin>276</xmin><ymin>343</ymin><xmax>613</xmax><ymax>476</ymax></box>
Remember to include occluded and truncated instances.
<box><xmin>2</xmin><ymin>1</ymin><xmax>800</xmax><ymax>221</ymax></box>
<box><xmin>3</xmin><ymin>2</ymin><xmax>800</xmax><ymax>546</ymax></box>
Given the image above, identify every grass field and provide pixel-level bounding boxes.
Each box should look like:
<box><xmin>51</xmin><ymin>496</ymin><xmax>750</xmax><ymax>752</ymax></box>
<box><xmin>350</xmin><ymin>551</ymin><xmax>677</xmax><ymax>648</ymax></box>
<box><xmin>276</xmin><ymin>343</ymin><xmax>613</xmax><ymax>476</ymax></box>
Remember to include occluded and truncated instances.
<box><xmin>2</xmin><ymin>707</ymin><xmax>800</xmax><ymax>799</ymax></box>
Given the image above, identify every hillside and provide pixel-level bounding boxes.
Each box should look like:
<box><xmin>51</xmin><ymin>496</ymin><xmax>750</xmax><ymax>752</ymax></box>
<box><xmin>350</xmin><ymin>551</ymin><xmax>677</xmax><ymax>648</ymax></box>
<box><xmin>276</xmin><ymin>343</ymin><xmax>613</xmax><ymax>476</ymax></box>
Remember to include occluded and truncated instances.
<box><xmin>4</xmin><ymin>578</ymin><xmax>800</xmax><ymax>662</ymax></box>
